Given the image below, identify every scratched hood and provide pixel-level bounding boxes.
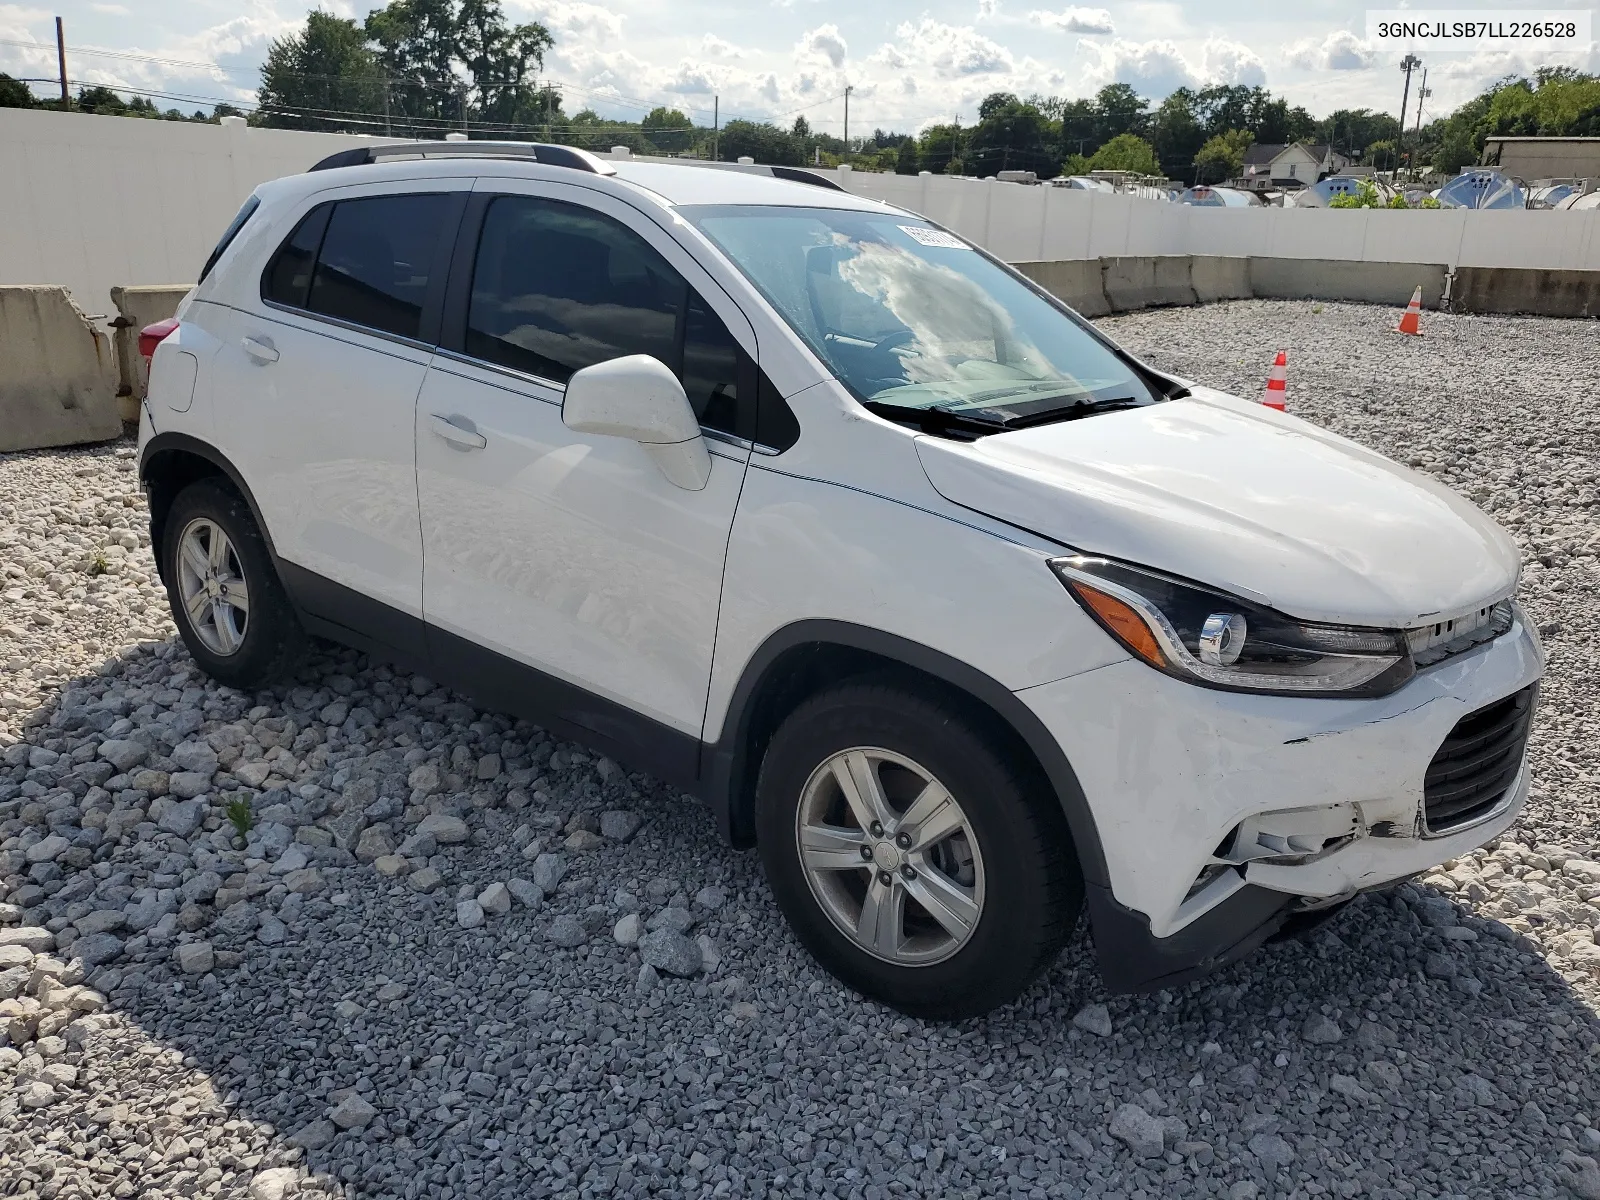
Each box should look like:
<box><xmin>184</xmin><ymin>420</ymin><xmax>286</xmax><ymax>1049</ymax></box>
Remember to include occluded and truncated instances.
<box><xmin>915</xmin><ymin>387</ymin><xmax>1519</xmax><ymax>628</ymax></box>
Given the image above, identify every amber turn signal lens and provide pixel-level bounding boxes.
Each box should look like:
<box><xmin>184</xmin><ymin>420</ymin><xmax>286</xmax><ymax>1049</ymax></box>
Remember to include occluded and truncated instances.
<box><xmin>1067</xmin><ymin>580</ymin><xmax>1168</xmax><ymax>667</ymax></box>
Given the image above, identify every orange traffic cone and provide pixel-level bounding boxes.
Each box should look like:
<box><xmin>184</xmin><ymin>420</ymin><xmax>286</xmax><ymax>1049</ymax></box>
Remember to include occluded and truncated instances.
<box><xmin>1396</xmin><ymin>286</ymin><xmax>1423</xmax><ymax>335</ymax></box>
<box><xmin>1262</xmin><ymin>349</ymin><xmax>1287</xmax><ymax>411</ymax></box>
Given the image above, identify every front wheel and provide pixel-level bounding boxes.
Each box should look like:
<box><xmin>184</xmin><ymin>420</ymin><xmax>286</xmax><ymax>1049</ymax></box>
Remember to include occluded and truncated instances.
<box><xmin>755</xmin><ymin>679</ymin><xmax>1082</xmax><ymax>1019</ymax></box>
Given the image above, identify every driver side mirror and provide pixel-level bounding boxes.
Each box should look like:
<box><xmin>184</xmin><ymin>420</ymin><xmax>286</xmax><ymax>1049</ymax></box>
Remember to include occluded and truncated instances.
<box><xmin>562</xmin><ymin>355</ymin><xmax>711</xmax><ymax>491</ymax></box>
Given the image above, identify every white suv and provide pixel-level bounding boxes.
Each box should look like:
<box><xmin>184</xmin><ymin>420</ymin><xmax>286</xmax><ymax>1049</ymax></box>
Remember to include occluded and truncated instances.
<box><xmin>138</xmin><ymin>142</ymin><xmax>1543</xmax><ymax>1018</ymax></box>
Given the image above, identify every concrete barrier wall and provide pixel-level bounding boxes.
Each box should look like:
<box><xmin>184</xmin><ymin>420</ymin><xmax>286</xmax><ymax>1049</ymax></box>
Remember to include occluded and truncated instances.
<box><xmin>1248</xmin><ymin>259</ymin><xmax>1447</xmax><ymax>308</ymax></box>
<box><xmin>0</xmin><ymin>286</ymin><xmax>121</xmax><ymax>452</ymax></box>
<box><xmin>1452</xmin><ymin>267</ymin><xmax>1600</xmax><ymax>317</ymax></box>
<box><xmin>1013</xmin><ymin>260</ymin><xmax>1109</xmax><ymax>317</ymax></box>
<box><xmin>109</xmin><ymin>285</ymin><xmax>192</xmax><ymax>420</ymax></box>
<box><xmin>1101</xmin><ymin>256</ymin><xmax>1197</xmax><ymax>311</ymax></box>
<box><xmin>1190</xmin><ymin>255</ymin><xmax>1252</xmax><ymax>303</ymax></box>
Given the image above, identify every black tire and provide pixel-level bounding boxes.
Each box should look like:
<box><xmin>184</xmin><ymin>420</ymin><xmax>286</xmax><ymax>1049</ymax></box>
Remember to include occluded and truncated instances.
<box><xmin>755</xmin><ymin>679</ymin><xmax>1082</xmax><ymax>1020</ymax></box>
<box><xmin>161</xmin><ymin>477</ymin><xmax>306</xmax><ymax>688</ymax></box>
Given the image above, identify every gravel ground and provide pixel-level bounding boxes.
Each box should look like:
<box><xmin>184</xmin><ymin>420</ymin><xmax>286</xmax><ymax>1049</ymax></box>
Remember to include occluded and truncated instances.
<box><xmin>1</xmin><ymin>299</ymin><xmax>1599</xmax><ymax>1200</ymax></box>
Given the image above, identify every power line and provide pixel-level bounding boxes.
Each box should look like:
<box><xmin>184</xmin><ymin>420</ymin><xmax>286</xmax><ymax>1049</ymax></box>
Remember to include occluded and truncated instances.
<box><xmin>0</xmin><ymin>34</ymin><xmax>845</xmax><ymax>129</ymax></box>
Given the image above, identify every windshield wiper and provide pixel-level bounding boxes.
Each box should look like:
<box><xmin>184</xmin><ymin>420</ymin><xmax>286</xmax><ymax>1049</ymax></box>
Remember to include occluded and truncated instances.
<box><xmin>997</xmin><ymin>396</ymin><xmax>1146</xmax><ymax>429</ymax></box>
<box><xmin>861</xmin><ymin>400</ymin><xmax>1006</xmax><ymax>440</ymax></box>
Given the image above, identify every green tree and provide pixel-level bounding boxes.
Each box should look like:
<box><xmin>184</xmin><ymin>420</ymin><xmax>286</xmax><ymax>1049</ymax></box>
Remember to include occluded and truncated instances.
<box><xmin>1329</xmin><ymin>179</ymin><xmax>1382</xmax><ymax>208</ymax></box>
<box><xmin>1432</xmin><ymin>127</ymin><xmax>1476</xmax><ymax>175</ymax></box>
<box><xmin>455</xmin><ymin>0</ymin><xmax>553</xmax><ymax>127</ymax></box>
<box><xmin>1059</xmin><ymin>152</ymin><xmax>1090</xmax><ymax>176</ymax></box>
<box><xmin>1318</xmin><ymin>108</ymin><xmax>1402</xmax><ymax>162</ymax></box>
<box><xmin>258</xmin><ymin>11</ymin><xmax>385</xmax><ymax>131</ymax></box>
<box><xmin>1087</xmin><ymin>132</ymin><xmax>1159</xmax><ymax>174</ymax></box>
<box><xmin>1365</xmin><ymin>138</ymin><xmax>1399</xmax><ymax>171</ymax></box>
<box><xmin>1092</xmin><ymin>82</ymin><xmax>1147</xmax><ymax>144</ymax></box>
<box><xmin>1057</xmin><ymin>97</ymin><xmax>1096</xmax><ymax>158</ymax></box>
<box><xmin>641</xmin><ymin>106</ymin><xmax>691</xmax><ymax>153</ymax></box>
<box><xmin>895</xmin><ymin>139</ymin><xmax>918</xmax><ymax>174</ymax></box>
<box><xmin>1151</xmin><ymin>89</ymin><xmax>1205</xmax><ymax>183</ymax></box>
<box><xmin>716</xmin><ymin>119</ymin><xmax>804</xmax><ymax>166</ymax></box>
<box><xmin>1192</xmin><ymin>128</ymin><xmax>1253</xmax><ymax>183</ymax></box>
<box><xmin>75</xmin><ymin>86</ymin><xmax>129</xmax><ymax>116</ymax></box>
<box><xmin>917</xmin><ymin>123</ymin><xmax>962</xmax><ymax>175</ymax></box>
<box><xmin>968</xmin><ymin>92</ymin><xmax>1058</xmax><ymax>177</ymax></box>
<box><xmin>0</xmin><ymin>74</ymin><xmax>35</xmax><ymax>109</ymax></box>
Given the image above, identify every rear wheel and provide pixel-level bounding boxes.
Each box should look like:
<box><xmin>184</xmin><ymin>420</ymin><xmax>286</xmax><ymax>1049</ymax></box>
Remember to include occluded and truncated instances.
<box><xmin>161</xmin><ymin>478</ymin><xmax>305</xmax><ymax>688</ymax></box>
<box><xmin>755</xmin><ymin>679</ymin><xmax>1082</xmax><ymax>1019</ymax></box>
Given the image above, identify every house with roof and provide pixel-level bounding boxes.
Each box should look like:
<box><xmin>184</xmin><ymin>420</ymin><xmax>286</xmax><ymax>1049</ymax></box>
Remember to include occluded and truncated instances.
<box><xmin>1236</xmin><ymin>143</ymin><xmax>1349</xmax><ymax>193</ymax></box>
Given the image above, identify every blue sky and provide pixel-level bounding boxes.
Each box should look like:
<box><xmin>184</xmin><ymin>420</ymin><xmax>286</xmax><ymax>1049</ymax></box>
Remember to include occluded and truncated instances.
<box><xmin>2</xmin><ymin>1</ymin><xmax>1596</xmax><ymax>135</ymax></box>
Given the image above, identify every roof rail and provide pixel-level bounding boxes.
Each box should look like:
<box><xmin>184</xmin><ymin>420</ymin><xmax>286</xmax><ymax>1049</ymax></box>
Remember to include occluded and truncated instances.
<box><xmin>306</xmin><ymin>140</ymin><xmax>850</xmax><ymax>193</ymax></box>
<box><xmin>308</xmin><ymin>141</ymin><xmax>617</xmax><ymax>175</ymax></box>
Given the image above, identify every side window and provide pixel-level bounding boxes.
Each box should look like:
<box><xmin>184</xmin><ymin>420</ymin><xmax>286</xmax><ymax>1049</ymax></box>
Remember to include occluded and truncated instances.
<box><xmin>466</xmin><ymin>195</ymin><xmax>683</xmax><ymax>384</ymax></box>
<box><xmin>682</xmin><ymin>293</ymin><xmax>745</xmax><ymax>437</ymax></box>
<box><xmin>262</xmin><ymin>203</ymin><xmax>331</xmax><ymax>309</ymax></box>
<box><xmin>200</xmin><ymin>194</ymin><xmax>260</xmax><ymax>284</ymax></box>
<box><xmin>464</xmin><ymin>196</ymin><xmax>751</xmax><ymax>438</ymax></box>
<box><xmin>306</xmin><ymin>194</ymin><xmax>451</xmax><ymax>340</ymax></box>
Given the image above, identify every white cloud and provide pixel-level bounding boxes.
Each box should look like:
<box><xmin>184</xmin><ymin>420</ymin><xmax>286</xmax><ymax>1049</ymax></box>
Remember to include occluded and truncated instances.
<box><xmin>663</xmin><ymin>61</ymin><xmax>718</xmax><ymax>94</ymax></box>
<box><xmin>890</xmin><ymin>18</ymin><xmax>1013</xmax><ymax>75</ymax></box>
<box><xmin>1028</xmin><ymin>7</ymin><xmax>1115</xmax><ymax>35</ymax></box>
<box><xmin>512</xmin><ymin>0</ymin><xmax>624</xmax><ymax>42</ymax></box>
<box><xmin>90</xmin><ymin>3</ymin><xmax>131</xmax><ymax>13</ymax></box>
<box><xmin>1284</xmin><ymin>29</ymin><xmax>1375</xmax><ymax>71</ymax></box>
<box><xmin>1078</xmin><ymin>37</ymin><xmax>1198</xmax><ymax>97</ymax></box>
<box><xmin>798</xmin><ymin>23</ymin><xmax>848</xmax><ymax>69</ymax></box>
<box><xmin>1202</xmin><ymin>37</ymin><xmax>1265</xmax><ymax>87</ymax></box>
<box><xmin>700</xmin><ymin>34</ymin><xmax>745</xmax><ymax>59</ymax></box>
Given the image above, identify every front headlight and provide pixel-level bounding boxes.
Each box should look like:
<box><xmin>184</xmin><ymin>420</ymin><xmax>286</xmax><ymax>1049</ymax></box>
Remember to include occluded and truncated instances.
<box><xmin>1050</xmin><ymin>555</ymin><xmax>1414</xmax><ymax>697</ymax></box>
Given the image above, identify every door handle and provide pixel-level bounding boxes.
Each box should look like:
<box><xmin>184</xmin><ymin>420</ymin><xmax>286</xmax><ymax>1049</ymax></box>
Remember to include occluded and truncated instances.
<box><xmin>241</xmin><ymin>335</ymin><xmax>278</xmax><ymax>364</ymax></box>
<box><xmin>430</xmin><ymin>413</ymin><xmax>487</xmax><ymax>450</ymax></box>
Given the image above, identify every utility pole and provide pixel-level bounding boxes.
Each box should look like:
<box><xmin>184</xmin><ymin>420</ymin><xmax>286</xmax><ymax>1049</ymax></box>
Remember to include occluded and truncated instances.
<box><xmin>55</xmin><ymin>16</ymin><xmax>68</xmax><ymax>110</ymax></box>
<box><xmin>383</xmin><ymin>80</ymin><xmax>391</xmax><ymax>137</ymax></box>
<box><xmin>1397</xmin><ymin>53</ymin><xmax>1421</xmax><ymax>179</ymax></box>
<box><xmin>843</xmin><ymin>85</ymin><xmax>852</xmax><ymax>155</ymax></box>
<box><xmin>543</xmin><ymin>81</ymin><xmax>554</xmax><ymax>142</ymax></box>
<box><xmin>712</xmin><ymin>95</ymin><xmax>719</xmax><ymax>161</ymax></box>
<box><xmin>1411</xmin><ymin>68</ymin><xmax>1430</xmax><ymax>180</ymax></box>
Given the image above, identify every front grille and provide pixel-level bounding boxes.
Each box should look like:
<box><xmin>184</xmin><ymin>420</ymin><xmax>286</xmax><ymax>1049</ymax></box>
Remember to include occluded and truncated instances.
<box><xmin>1423</xmin><ymin>686</ymin><xmax>1536</xmax><ymax>832</ymax></box>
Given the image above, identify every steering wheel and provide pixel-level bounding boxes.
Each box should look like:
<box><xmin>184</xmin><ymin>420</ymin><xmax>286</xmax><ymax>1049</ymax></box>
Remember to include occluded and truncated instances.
<box><xmin>872</xmin><ymin>328</ymin><xmax>917</xmax><ymax>353</ymax></box>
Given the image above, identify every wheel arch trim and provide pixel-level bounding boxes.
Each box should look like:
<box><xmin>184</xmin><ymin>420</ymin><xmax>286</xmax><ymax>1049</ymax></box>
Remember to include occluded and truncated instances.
<box><xmin>706</xmin><ymin>619</ymin><xmax>1111</xmax><ymax>888</ymax></box>
<box><xmin>139</xmin><ymin>432</ymin><xmax>283</xmax><ymax>578</ymax></box>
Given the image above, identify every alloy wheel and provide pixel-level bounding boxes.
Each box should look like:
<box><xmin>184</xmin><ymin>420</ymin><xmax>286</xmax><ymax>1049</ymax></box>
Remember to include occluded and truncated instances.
<box><xmin>175</xmin><ymin>517</ymin><xmax>250</xmax><ymax>657</ymax></box>
<box><xmin>795</xmin><ymin>746</ymin><xmax>986</xmax><ymax>966</ymax></box>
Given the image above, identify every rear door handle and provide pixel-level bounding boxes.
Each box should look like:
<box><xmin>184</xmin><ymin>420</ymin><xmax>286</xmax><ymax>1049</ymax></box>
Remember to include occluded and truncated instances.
<box><xmin>430</xmin><ymin>413</ymin><xmax>487</xmax><ymax>450</ymax></box>
<box><xmin>241</xmin><ymin>335</ymin><xmax>278</xmax><ymax>364</ymax></box>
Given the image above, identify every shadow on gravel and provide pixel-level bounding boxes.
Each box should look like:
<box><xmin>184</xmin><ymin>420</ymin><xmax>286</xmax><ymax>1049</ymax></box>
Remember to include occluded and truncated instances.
<box><xmin>7</xmin><ymin>635</ymin><xmax>1600</xmax><ymax>1200</ymax></box>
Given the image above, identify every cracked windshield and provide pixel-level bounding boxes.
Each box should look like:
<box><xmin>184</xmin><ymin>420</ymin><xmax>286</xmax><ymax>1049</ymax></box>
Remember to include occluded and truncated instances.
<box><xmin>684</xmin><ymin>205</ymin><xmax>1155</xmax><ymax>423</ymax></box>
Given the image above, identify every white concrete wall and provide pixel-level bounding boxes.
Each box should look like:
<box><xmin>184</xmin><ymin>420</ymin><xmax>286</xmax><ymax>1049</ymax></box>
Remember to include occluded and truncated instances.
<box><xmin>840</xmin><ymin>171</ymin><xmax>1600</xmax><ymax>272</ymax></box>
<box><xmin>2</xmin><ymin>107</ymin><xmax>1599</xmax><ymax>320</ymax></box>
<box><xmin>0</xmin><ymin>108</ymin><xmax>401</xmax><ymax>319</ymax></box>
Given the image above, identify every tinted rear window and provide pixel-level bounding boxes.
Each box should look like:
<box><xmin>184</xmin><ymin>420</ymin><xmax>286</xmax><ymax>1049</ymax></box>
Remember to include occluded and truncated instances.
<box><xmin>261</xmin><ymin>204</ymin><xmax>331</xmax><ymax>309</ymax></box>
<box><xmin>200</xmin><ymin>194</ymin><xmax>260</xmax><ymax>284</ymax></box>
<box><xmin>306</xmin><ymin>194</ymin><xmax>451</xmax><ymax>340</ymax></box>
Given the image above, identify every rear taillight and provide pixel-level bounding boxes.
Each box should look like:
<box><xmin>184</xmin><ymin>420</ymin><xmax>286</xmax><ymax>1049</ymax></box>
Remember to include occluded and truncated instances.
<box><xmin>138</xmin><ymin>318</ymin><xmax>180</xmax><ymax>361</ymax></box>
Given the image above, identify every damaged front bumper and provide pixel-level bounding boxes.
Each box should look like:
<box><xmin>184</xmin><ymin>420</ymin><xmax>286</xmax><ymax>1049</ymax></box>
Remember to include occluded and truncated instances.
<box><xmin>1018</xmin><ymin>603</ymin><xmax>1543</xmax><ymax>993</ymax></box>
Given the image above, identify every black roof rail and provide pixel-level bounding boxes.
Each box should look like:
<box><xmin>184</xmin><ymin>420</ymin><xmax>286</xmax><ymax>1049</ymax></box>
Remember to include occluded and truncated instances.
<box><xmin>308</xmin><ymin>141</ymin><xmax>617</xmax><ymax>176</ymax></box>
<box><xmin>768</xmin><ymin>166</ymin><xmax>847</xmax><ymax>192</ymax></box>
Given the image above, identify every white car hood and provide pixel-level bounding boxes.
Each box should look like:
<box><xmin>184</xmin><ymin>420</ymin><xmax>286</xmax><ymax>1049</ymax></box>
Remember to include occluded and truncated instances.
<box><xmin>914</xmin><ymin>387</ymin><xmax>1520</xmax><ymax>628</ymax></box>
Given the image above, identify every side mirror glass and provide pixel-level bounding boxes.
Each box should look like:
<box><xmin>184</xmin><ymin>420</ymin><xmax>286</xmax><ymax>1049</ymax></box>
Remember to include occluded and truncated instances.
<box><xmin>562</xmin><ymin>355</ymin><xmax>711</xmax><ymax>491</ymax></box>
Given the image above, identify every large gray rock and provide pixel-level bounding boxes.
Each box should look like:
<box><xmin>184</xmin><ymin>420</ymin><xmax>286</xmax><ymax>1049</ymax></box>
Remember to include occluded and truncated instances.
<box><xmin>638</xmin><ymin>929</ymin><xmax>702</xmax><ymax>977</ymax></box>
<box><xmin>417</xmin><ymin>813</ymin><xmax>468</xmax><ymax>844</ymax></box>
<box><xmin>530</xmin><ymin>853</ymin><xmax>566</xmax><ymax>894</ymax></box>
<box><xmin>170</xmin><ymin>740</ymin><xmax>219</xmax><ymax>776</ymax></box>
<box><xmin>1110</xmin><ymin>1103</ymin><xmax>1165</xmax><ymax>1158</ymax></box>
<box><xmin>158</xmin><ymin>799</ymin><xmax>206</xmax><ymax>838</ymax></box>
<box><xmin>72</xmin><ymin>932</ymin><xmax>125</xmax><ymax>966</ymax></box>
<box><xmin>24</xmin><ymin>835</ymin><xmax>70</xmax><ymax>864</ymax></box>
<box><xmin>328</xmin><ymin>1093</ymin><xmax>377</xmax><ymax>1131</ymax></box>
<box><xmin>167</xmin><ymin>771</ymin><xmax>212</xmax><ymax>800</ymax></box>
<box><xmin>97</xmin><ymin>739</ymin><xmax>148</xmax><ymax>773</ymax></box>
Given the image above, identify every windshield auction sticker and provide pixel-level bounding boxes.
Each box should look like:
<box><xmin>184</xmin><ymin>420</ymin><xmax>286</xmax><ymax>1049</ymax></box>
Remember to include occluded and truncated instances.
<box><xmin>900</xmin><ymin>226</ymin><xmax>969</xmax><ymax>249</ymax></box>
<box><xmin>1365</xmin><ymin>9</ymin><xmax>1592</xmax><ymax>49</ymax></box>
